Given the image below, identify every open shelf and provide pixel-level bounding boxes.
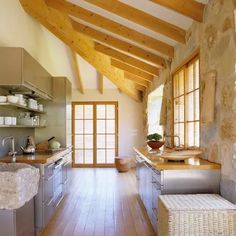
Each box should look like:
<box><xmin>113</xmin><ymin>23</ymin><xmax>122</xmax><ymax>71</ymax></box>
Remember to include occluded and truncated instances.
<box><xmin>0</xmin><ymin>125</ymin><xmax>46</xmax><ymax>128</ymax></box>
<box><xmin>0</xmin><ymin>102</ymin><xmax>46</xmax><ymax>114</ymax></box>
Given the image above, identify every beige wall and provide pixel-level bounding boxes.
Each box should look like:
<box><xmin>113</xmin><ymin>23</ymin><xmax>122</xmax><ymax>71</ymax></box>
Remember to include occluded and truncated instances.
<box><xmin>72</xmin><ymin>89</ymin><xmax>145</xmax><ymax>157</ymax></box>
<box><xmin>0</xmin><ymin>0</ymin><xmax>75</xmax><ymax>86</ymax></box>
<box><xmin>145</xmin><ymin>0</ymin><xmax>236</xmax><ymax>203</ymax></box>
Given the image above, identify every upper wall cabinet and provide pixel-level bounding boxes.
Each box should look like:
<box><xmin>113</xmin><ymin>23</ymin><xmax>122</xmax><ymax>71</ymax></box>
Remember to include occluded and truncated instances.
<box><xmin>0</xmin><ymin>47</ymin><xmax>53</xmax><ymax>100</ymax></box>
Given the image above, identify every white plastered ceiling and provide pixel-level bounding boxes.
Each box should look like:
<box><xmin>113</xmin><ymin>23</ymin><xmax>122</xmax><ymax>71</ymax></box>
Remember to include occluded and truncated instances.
<box><xmin>69</xmin><ymin>0</ymin><xmax>209</xmax><ymax>90</ymax></box>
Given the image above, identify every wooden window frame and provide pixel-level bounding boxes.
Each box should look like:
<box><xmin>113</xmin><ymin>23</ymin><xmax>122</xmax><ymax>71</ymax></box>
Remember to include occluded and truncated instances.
<box><xmin>72</xmin><ymin>101</ymin><xmax>118</xmax><ymax>168</ymax></box>
<box><xmin>172</xmin><ymin>53</ymin><xmax>200</xmax><ymax>148</ymax></box>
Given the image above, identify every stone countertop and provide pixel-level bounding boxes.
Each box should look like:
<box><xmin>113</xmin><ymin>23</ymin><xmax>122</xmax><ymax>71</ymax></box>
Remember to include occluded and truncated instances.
<box><xmin>134</xmin><ymin>147</ymin><xmax>221</xmax><ymax>170</ymax></box>
<box><xmin>0</xmin><ymin>148</ymin><xmax>71</xmax><ymax>164</ymax></box>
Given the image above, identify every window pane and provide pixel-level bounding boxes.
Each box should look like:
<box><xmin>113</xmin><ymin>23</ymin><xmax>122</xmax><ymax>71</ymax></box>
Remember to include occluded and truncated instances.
<box><xmin>106</xmin><ymin>120</ymin><xmax>115</xmax><ymax>133</ymax></box>
<box><xmin>106</xmin><ymin>105</ymin><xmax>115</xmax><ymax>119</ymax></box>
<box><xmin>97</xmin><ymin>135</ymin><xmax>105</xmax><ymax>148</ymax></box>
<box><xmin>187</xmin><ymin>92</ymin><xmax>194</xmax><ymax>121</ymax></box>
<box><xmin>85</xmin><ymin>150</ymin><xmax>93</xmax><ymax>164</ymax></box>
<box><xmin>187</xmin><ymin>122</ymin><xmax>194</xmax><ymax>147</ymax></box>
<box><xmin>75</xmin><ymin>120</ymin><xmax>83</xmax><ymax>134</ymax></box>
<box><xmin>174</xmin><ymin>74</ymin><xmax>179</xmax><ymax>98</ymax></box>
<box><xmin>84</xmin><ymin>120</ymin><xmax>93</xmax><ymax>134</ymax></box>
<box><xmin>107</xmin><ymin>149</ymin><xmax>115</xmax><ymax>164</ymax></box>
<box><xmin>84</xmin><ymin>105</ymin><xmax>93</xmax><ymax>119</ymax></box>
<box><xmin>187</xmin><ymin>64</ymin><xmax>194</xmax><ymax>92</ymax></box>
<box><xmin>194</xmin><ymin>60</ymin><xmax>199</xmax><ymax>89</ymax></box>
<box><xmin>97</xmin><ymin>149</ymin><xmax>106</xmax><ymax>164</ymax></box>
<box><xmin>84</xmin><ymin>135</ymin><xmax>93</xmax><ymax>149</ymax></box>
<box><xmin>174</xmin><ymin>98</ymin><xmax>179</xmax><ymax>123</ymax></box>
<box><xmin>97</xmin><ymin>105</ymin><xmax>106</xmax><ymax>119</ymax></box>
<box><xmin>195</xmin><ymin>89</ymin><xmax>200</xmax><ymax>120</ymax></box>
<box><xmin>97</xmin><ymin>120</ymin><xmax>106</xmax><ymax>133</ymax></box>
<box><xmin>106</xmin><ymin>135</ymin><xmax>115</xmax><ymax>148</ymax></box>
<box><xmin>179</xmin><ymin>96</ymin><xmax>184</xmax><ymax>122</ymax></box>
<box><xmin>179</xmin><ymin>70</ymin><xmax>184</xmax><ymax>96</ymax></box>
<box><xmin>195</xmin><ymin>122</ymin><xmax>200</xmax><ymax>147</ymax></box>
<box><xmin>75</xmin><ymin>150</ymin><xmax>83</xmax><ymax>164</ymax></box>
<box><xmin>75</xmin><ymin>105</ymin><xmax>83</xmax><ymax>119</ymax></box>
<box><xmin>179</xmin><ymin>123</ymin><xmax>184</xmax><ymax>146</ymax></box>
<box><xmin>75</xmin><ymin>135</ymin><xmax>83</xmax><ymax>149</ymax></box>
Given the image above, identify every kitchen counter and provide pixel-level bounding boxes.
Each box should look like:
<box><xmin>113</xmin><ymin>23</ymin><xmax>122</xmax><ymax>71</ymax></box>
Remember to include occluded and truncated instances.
<box><xmin>0</xmin><ymin>148</ymin><xmax>70</xmax><ymax>164</ymax></box>
<box><xmin>134</xmin><ymin>147</ymin><xmax>221</xmax><ymax>170</ymax></box>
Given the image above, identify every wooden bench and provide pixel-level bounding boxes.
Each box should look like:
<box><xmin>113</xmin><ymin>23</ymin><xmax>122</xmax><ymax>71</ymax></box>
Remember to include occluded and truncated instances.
<box><xmin>158</xmin><ymin>194</ymin><xmax>236</xmax><ymax>236</ymax></box>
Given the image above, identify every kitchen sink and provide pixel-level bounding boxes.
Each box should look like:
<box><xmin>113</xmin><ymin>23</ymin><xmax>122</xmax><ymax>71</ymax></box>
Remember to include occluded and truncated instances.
<box><xmin>0</xmin><ymin>163</ymin><xmax>40</xmax><ymax>209</ymax></box>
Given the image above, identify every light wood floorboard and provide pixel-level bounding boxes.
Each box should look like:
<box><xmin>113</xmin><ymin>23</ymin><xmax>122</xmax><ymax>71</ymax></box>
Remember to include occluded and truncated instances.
<box><xmin>42</xmin><ymin>168</ymin><xmax>155</xmax><ymax>236</ymax></box>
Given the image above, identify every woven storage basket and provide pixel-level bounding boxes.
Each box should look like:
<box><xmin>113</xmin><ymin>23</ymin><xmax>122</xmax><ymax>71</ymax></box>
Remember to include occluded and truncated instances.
<box><xmin>158</xmin><ymin>194</ymin><xmax>236</xmax><ymax>236</ymax></box>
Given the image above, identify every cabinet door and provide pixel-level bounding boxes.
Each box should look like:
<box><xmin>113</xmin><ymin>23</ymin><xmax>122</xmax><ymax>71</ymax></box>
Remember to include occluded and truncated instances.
<box><xmin>22</xmin><ymin>50</ymin><xmax>53</xmax><ymax>98</ymax></box>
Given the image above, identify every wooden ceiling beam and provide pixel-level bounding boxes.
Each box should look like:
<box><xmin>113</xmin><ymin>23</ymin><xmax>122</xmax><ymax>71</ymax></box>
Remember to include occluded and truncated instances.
<box><xmin>124</xmin><ymin>72</ymin><xmax>150</xmax><ymax>88</ymax></box>
<box><xmin>45</xmin><ymin>0</ymin><xmax>174</xmax><ymax>58</ymax></box>
<box><xmin>97</xmin><ymin>72</ymin><xmax>103</xmax><ymax>94</ymax></box>
<box><xmin>111</xmin><ymin>59</ymin><xmax>154</xmax><ymax>82</ymax></box>
<box><xmin>70</xmin><ymin>50</ymin><xmax>84</xmax><ymax>94</ymax></box>
<box><xmin>84</xmin><ymin>0</ymin><xmax>186</xmax><ymax>43</ymax></box>
<box><xmin>19</xmin><ymin>0</ymin><xmax>142</xmax><ymax>102</ymax></box>
<box><xmin>150</xmin><ymin>0</ymin><xmax>205</xmax><ymax>22</ymax></box>
<box><xmin>135</xmin><ymin>84</ymin><xmax>146</xmax><ymax>92</ymax></box>
<box><xmin>70</xmin><ymin>20</ymin><xmax>165</xmax><ymax>67</ymax></box>
<box><xmin>95</xmin><ymin>43</ymin><xmax>159</xmax><ymax>76</ymax></box>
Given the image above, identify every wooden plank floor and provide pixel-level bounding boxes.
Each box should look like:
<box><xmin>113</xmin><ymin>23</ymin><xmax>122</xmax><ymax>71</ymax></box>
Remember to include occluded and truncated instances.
<box><xmin>42</xmin><ymin>168</ymin><xmax>155</xmax><ymax>236</ymax></box>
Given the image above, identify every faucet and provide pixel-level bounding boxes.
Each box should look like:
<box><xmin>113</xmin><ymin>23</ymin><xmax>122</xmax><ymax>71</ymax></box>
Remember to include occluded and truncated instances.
<box><xmin>2</xmin><ymin>136</ymin><xmax>17</xmax><ymax>157</ymax></box>
<box><xmin>164</xmin><ymin>135</ymin><xmax>181</xmax><ymax>149</ymax></box>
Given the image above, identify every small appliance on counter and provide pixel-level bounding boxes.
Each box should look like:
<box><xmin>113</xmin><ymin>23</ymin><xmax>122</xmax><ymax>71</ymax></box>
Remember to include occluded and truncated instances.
<box><xmin>21</xmin><ymin>136</ymin><xmax>36</xmax><ymax>154</ymax></box>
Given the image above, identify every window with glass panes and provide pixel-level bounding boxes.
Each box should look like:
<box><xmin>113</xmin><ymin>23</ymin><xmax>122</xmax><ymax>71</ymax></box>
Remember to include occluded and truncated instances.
<box><xmin>72</xmin><ymin>102</ymin><xmax>118</xmax><ymax>167</ymax></box>
<box><xmin>173</xmin><ymin>56</ymin><xmax>200</xmax><ymax>147</ymax></box>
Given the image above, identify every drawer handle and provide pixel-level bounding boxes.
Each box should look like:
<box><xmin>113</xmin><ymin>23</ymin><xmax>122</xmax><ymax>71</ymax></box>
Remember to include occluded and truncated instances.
<box><xmin>47</xmin><ymin>163</ymin><xmax>55</xmax><ymax>169</ymax></box>
<box><xmin>45</xmin><ymin>175</ymin><xmax>54</xmax><ymax>181</ymax></box>
<box><xmin>46</xmin><ymin>197</ymin><xmax>54</xmax><ymax>207</ymax></box>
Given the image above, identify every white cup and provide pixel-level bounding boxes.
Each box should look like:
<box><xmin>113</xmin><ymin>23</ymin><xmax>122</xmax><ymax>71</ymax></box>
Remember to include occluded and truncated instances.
<box><xmin>4</xmin><ymin>117</ymin><xmax>12</xmax><ymax>125</ymax></box>
<box><xmin>12</xmin><ymin>117</ymin><xmax>17</xmax><ymax>125</ymax></box>
<box><xmin>0</xmin><ymin>117</ymin><xmax>4</xmax><ymax>125</ymax></box>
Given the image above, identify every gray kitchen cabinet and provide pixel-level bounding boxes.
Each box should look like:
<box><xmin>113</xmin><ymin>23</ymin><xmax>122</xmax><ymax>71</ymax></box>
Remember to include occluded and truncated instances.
<box><xmin>135</xmin><ymin>151</ymin><xmax>221</xmax><ymax>234</ymax></box>
<box><xmin>0</xmin><ymin>199</ymin><xmax>35</xmax><ymax>236</ymax></box>
<box><xmin>0</xmin><ymin>47</ymin><xmax>53</xmax><ymax>100</ymax></box>
<box><xmin>35</xmin><ymin>77</ymin><xmax>72</xmax><ymax>147</ymax></box>
<box><xmin>33</xmin><ymin>150</ymin><xmax>71</xmax><ymax>235</ymax></box>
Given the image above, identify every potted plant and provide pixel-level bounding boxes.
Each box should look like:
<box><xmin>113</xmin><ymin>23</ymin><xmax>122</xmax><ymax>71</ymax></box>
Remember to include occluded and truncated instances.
<box><xmin>147</xmin><ymin>133</ymin><xmax>164</xmax><ymax>150</ymax></box>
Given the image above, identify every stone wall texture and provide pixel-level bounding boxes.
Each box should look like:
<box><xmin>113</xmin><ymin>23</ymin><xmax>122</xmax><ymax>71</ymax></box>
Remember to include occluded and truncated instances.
<box><xmin>145</xmin><ymin>0</ymin><xmax>236</xmax><ymax>203</ymax></box>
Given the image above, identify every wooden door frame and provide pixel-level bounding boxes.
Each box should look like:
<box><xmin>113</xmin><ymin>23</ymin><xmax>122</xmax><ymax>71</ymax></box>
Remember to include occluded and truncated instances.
<box><xmin>72</xmin><ymin>101</ymin><xmax>118</xmax><ymax>168</ymax></box>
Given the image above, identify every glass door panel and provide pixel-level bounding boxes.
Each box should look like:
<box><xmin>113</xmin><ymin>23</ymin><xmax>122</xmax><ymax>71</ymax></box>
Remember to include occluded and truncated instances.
<box><xmin>73</xmin><ymin>104</ymin><xmax>94</xmax><ymax>166</ymax></box>
<box><xmin>73</xmin><ymin>102</ymin><xmax>118</xmax><ymax>167</ymax></box>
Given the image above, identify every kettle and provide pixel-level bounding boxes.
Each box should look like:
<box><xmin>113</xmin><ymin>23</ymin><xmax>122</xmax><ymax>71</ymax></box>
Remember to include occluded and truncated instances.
<box><xmin>21</xmin><ymin>136</ymin><xmax>35</xmax><ymax>154</ymax></box>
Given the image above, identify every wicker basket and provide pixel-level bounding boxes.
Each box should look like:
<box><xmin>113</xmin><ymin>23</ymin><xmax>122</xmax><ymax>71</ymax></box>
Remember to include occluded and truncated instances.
<box><xmin>158</xmin><ymin>194</ymin><xmax>236</xmax><ymax>236</ymax></box>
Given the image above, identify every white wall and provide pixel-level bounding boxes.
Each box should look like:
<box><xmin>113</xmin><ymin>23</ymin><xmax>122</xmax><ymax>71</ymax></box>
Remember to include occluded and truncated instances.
<box><xmin>72</xmin><ymin>89</ymin><xmax>145</xmax><ymax>156</ymax></box>
<box><xmin>0</xmin><ymin>0</ymin><xmax>76</xmax><ymax>86</ymax></box>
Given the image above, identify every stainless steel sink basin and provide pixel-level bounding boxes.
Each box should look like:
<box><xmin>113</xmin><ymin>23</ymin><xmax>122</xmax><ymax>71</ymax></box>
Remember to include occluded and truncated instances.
<box><xmin>0</xmin><ymin>163</ymin><xmax>40</xmax><ymax>209</ymax></box>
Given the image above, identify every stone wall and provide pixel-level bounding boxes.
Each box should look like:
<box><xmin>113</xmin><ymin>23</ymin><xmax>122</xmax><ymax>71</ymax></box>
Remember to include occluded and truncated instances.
<box><xmin>145</xmin><ymin>0</ymin><xmax>236</xmax><ymax>203</ymax></box>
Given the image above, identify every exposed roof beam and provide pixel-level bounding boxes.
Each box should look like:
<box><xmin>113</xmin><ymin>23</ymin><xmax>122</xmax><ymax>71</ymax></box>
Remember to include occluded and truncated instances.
<box><xmin>97</xmin><ymin>72</ymin><xmax>103</xmax><ymax>94</ymax></box>
<box><xmin>150</xmin><ymin>0</ymin><xmax>205</xmax><ymax>22</ymax></box>
<box><xmin>70</xmin><ymin>20</ymin><xmax>165</xmax><ymax>67</ymax></box>
<box><xmin>84</xmin><ymin>0</ymin><xmax>186</xmax><ymax>43</ymax></box>
<box><xmin>124</xmin><ymin>72</ymin><xmax>150</xmax><ymax>88</ymax></box>
<box><xmin>19</xmin><ymin>0</ymin><xmax>142</xmax><ymax>102</ymax></box>
<box><xmin>111</xmin><ymin>59</ymin><xmax>154</xmax><ymax>82</ymax></box>
<box><xmin>135</xmin><ymin>84</ymin><xmax>146</xmax><ymax>92</ymax></box>
<box><xmin>70</xmin><ymin>50</ymin><xmax>84</xmax><ymax>94</ymax></box>
<box><xmin>45</xmin><ymin>0</ymin><xmax>174</xmax><ymax>58</ymax></box>
<box><xmin>95</xmin><ymin>43</ymin><xmax>159</xmax><ymax>76</ymax></box>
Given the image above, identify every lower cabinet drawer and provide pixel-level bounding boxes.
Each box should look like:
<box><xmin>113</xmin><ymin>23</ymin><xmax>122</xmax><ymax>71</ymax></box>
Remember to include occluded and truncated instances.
<box><xmin>44</xmin><ymin>176</ymin><xmax>53</xmax><ymax>203</ymax></box>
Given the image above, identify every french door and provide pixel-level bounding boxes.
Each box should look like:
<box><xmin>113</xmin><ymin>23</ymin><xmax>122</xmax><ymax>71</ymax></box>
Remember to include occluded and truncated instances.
<box><xmin>72</xmin><ymin>102</ymin><xmax>118</xmax><ymax>167</ymax></box>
